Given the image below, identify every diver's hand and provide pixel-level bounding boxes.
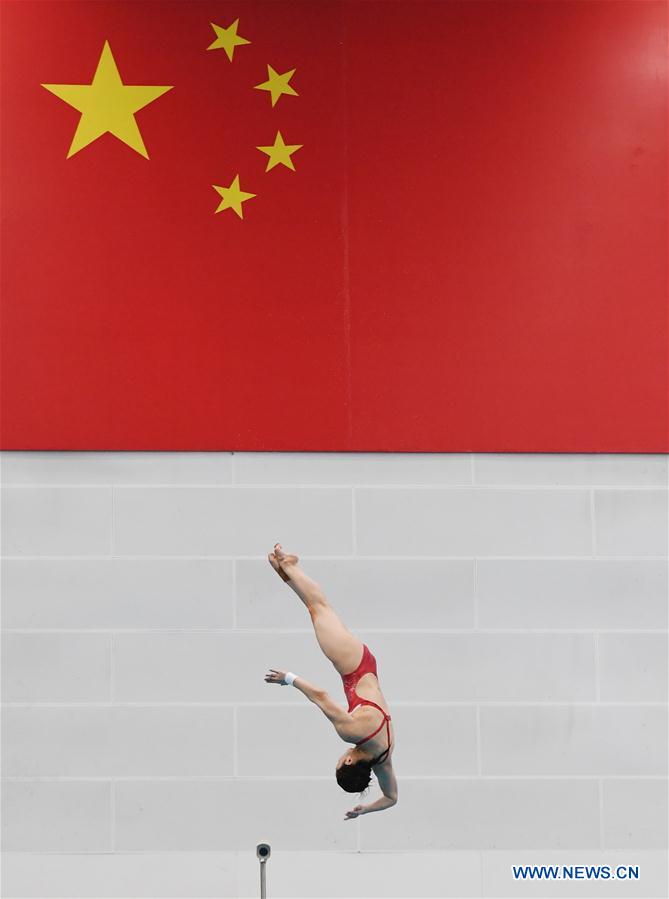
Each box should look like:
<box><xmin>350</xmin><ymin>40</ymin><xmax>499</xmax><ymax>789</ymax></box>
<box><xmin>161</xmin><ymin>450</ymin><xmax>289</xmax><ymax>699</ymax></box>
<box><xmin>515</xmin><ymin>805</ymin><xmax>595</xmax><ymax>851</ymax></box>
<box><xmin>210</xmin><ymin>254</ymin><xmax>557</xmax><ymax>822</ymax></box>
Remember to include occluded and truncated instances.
<box><xmin>344</xmin><ymin>805</ymin><xmax>365</xmax><ymax>819</ymax></box>
<box><xmin>265</xmin><ymin>669</ymin><xmax>289</xmax><ymax>685</ymax></box>
<box><xmin>268</xmin><ymin>543</ymin><xmax>298</xmax><ymax>582</ymax></box>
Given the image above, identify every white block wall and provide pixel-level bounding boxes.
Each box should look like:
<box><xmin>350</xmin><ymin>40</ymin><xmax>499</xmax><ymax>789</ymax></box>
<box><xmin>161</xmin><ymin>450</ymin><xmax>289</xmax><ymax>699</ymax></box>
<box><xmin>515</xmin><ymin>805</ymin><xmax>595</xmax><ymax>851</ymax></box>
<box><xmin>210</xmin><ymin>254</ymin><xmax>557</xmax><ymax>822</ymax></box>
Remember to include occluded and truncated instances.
<box><xmin>1</xmin><ymin>451</ymin><xmax>667</xmax><ymax>899</ymax></box>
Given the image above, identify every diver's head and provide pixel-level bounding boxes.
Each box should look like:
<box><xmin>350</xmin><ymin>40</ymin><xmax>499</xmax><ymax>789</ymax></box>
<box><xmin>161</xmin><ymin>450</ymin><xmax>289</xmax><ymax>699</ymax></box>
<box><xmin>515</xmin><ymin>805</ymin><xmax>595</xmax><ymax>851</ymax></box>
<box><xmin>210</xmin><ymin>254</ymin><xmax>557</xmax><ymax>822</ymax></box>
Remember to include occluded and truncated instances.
<box><xmin>335</xmin><ymin>748</ymin><xmax>372</xmax><ymax>794</ymax></box>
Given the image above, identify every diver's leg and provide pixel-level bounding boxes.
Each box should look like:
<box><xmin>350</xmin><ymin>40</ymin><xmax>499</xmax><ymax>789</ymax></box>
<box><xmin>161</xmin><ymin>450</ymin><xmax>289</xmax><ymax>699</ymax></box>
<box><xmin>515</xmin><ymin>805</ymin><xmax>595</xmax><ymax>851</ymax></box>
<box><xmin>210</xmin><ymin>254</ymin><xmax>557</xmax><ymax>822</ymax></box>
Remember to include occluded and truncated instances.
<box><xmin>269</xmin><ymin>544</ymin><xmax>364</xmax><ymax>676</ymax></box>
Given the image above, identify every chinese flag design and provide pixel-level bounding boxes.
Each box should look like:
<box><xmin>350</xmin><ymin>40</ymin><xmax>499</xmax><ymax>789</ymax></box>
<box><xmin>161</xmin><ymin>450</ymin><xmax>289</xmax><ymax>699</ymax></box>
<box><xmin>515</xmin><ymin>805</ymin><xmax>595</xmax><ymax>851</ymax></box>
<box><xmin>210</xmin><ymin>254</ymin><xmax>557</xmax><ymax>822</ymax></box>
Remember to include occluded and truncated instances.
<box><xmin>1</xmin><ymin>1</ymin><xmax>666</xmax><ymax>451</ymax></box>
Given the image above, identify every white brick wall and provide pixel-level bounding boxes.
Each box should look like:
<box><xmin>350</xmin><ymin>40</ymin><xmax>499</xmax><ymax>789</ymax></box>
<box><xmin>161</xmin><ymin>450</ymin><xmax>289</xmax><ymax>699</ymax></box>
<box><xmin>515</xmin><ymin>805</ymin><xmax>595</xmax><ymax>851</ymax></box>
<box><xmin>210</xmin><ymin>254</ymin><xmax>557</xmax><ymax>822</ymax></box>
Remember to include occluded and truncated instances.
<box><xmin>1</xmin><ymin>452</ymin><xmax>667</xmax><ymax>898</ymax></box>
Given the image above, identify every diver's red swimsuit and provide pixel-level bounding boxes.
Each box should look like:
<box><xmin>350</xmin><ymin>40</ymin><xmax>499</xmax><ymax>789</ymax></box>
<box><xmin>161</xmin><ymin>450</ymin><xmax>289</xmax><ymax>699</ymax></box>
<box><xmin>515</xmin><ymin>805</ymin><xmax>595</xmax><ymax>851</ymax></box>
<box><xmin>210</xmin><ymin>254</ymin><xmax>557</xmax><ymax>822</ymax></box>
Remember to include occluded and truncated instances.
<box><xmin>341</xmin><ymin>644</ymin><xmax>392</xmax><ymax>765</ymax></box>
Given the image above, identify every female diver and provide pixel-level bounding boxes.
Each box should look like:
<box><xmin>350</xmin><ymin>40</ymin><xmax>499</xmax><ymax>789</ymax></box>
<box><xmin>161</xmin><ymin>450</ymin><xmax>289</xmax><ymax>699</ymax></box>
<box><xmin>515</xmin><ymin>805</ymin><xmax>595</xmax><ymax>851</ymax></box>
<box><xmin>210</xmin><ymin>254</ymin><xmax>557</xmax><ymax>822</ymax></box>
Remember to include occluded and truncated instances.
<box><xmin>264</xmin><ymin>544</ymin><xmax>398</xmax><ymax>819</ymax></box>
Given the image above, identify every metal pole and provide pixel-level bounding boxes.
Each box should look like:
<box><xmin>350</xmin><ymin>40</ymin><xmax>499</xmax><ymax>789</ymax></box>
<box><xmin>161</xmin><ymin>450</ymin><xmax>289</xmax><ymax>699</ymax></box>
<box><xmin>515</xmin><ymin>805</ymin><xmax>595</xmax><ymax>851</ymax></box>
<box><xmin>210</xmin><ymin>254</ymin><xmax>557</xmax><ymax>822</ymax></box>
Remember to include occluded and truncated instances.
<box><xmin>256</xmin><ymin>844</ymin><xmax>270</xmax><ymax>899</ymax></box>
<box><xmin>260</xmin><ymin>860</ymin><xmax>266</xmax><ymax>899</ymax></box>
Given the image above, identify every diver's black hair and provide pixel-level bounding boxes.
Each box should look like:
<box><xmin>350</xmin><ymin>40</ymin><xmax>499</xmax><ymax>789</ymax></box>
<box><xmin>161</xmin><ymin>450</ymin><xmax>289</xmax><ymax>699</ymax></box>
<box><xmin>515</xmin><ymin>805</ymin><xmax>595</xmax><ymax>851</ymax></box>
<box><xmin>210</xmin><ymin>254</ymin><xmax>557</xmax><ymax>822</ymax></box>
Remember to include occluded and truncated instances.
<box><xmin>335</xmin><ymin>759</ymin><xmax>372</xmax><ymax>794</ymax></box>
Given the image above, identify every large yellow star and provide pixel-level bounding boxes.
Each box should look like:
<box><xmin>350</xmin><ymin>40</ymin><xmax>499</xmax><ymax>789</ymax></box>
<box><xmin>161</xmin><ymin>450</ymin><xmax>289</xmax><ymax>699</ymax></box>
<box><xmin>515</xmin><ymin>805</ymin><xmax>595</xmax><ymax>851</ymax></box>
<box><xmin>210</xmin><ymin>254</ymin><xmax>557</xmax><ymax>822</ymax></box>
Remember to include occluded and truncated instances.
<box><xmin>257</xmin><ymin>131</ymin><xmax>303</xmax><ymax>172</ymax></box>
<box><xmin>254</xmin><ymin>65</ymin><xmax>298</xmax><ymax>107</ymax></box>
<box><xmin>41</xmin><ymin>41</ymin><xmax>172</xmax><ymax>159</ymax></box>
<box><xmin>207</xmin><ymin>19</ymin><xmax>250</xmax><ymax>62</ymax></box>
<box><xmin>212</xmin><ymin>175</ymin><xmax>256</xmax><ymax>219</ymax></box>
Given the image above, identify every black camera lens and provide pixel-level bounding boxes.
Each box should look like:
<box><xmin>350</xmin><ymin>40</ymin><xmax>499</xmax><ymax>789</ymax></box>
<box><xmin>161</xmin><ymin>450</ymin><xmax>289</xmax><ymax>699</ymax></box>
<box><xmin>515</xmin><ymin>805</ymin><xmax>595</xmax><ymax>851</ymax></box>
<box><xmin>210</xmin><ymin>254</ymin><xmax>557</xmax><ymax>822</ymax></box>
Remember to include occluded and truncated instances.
<box><xmin>256</xmin><ymin>843</ymin><xmax>271</xmax><ymax>860</ymax></box>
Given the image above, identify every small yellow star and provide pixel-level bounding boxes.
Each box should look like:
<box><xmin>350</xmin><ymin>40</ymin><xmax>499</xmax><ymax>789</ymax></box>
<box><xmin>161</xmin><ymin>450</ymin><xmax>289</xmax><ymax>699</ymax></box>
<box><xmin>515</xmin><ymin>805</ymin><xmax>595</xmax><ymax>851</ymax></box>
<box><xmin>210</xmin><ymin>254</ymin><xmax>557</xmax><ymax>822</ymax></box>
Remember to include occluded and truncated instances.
<box><xmin>207</xmin><ymin>19</ymin><xmax>250</xmax><ymax>62</ymax></box>
<box><xmin>254</xmin><ymin>65</ymin><xmax>298</xmax><ymax>107</ymax></box>
<box><xmin>257</xmin><ymin>131</ymin><xmax>303</xmax><ymax>172</ymax></box>
<box><xmin>41</xmin><ymin>40</ymin><xmax>172</xmax><ymax>158</ymax></box>
<box><xmin>212</xmin><ymin>175</ymin><xmax>256</xmax><ymax>219</ymax></box>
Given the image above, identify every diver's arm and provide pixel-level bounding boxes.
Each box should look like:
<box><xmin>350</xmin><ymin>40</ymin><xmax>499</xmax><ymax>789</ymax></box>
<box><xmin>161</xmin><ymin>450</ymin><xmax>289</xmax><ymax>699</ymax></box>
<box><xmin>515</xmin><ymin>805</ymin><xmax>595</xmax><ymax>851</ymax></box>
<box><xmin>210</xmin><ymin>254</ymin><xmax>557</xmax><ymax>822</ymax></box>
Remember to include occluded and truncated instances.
<box><xmin>360</xmin><ymin>795</ymin><xmax>397</xmax><ymax>813</ymax></box>
<box><xmin>265</xmin><ymin>669</ymin><xmax>351</xmax><ymax>730</ymax></box>
<box><xmin>344</xmin><ymin>763</ymin><xmax>398</xmax><ymax>818</ymax></box>
<box><xmin>297</xmin><ymin>680</ymin><xmax>352</xmax><ymax>730</ymax></box>
<box><xmin>373</xmin><ymin>758</ymin><xmax>398</xmax><ymax>801</ymax></box>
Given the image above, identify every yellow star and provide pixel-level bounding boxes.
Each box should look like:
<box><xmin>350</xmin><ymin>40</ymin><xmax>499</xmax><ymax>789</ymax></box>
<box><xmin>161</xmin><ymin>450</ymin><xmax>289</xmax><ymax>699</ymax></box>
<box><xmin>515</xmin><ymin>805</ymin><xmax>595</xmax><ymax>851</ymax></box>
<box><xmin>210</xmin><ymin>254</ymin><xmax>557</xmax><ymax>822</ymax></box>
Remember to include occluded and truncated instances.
<box><xmin>212</xmin><ymin>175</ymin><xmax>256</xmax><ymax>219</ymax></box>
<box><xmin>41</xmin><ymin>41</ymin><xmax>172</xmax><ymax>159</ymax></box>
<box><xmin>254</xmin><ymin>65</ymin><xmax>298</xmax><ymax>107</ymax></box>
<box><xmin>257</xmin><ymin>131</ymin><xmax>303</xmax><ymax>172</ymax></box>
<box><xmin>206</xmin><ymin>19</ymin><xmax>250</xmax><ymax>62</ymax></box>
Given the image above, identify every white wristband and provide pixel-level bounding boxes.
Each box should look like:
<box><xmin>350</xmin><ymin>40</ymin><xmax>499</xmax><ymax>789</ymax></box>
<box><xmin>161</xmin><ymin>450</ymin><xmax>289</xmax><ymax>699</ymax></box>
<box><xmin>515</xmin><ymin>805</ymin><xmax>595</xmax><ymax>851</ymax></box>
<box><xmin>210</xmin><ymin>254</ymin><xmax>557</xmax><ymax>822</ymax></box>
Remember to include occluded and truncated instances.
<box><xmin>283</xmin><ymin>672</ymin><xmax>297</xmax><ymax>686</ymax></box>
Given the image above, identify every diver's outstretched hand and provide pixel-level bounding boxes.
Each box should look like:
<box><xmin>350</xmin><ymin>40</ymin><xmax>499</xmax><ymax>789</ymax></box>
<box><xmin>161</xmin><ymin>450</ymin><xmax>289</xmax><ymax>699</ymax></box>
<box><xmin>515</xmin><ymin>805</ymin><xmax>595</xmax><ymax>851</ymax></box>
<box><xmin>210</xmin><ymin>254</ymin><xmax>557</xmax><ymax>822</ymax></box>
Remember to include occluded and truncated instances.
<box><xmin>264</xmin><ymin>668</ymin><xmax>290</xmax><ymax>685</ymax></box>
<box><xmin>344</xmin><ymin>805</ymin><xmax>365</xmax><ymax>819</ymax></box>
<box><xmin>268</xmin><ymin>543</ymin><xmax>299</xmax><ymax>582</ymax></box>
